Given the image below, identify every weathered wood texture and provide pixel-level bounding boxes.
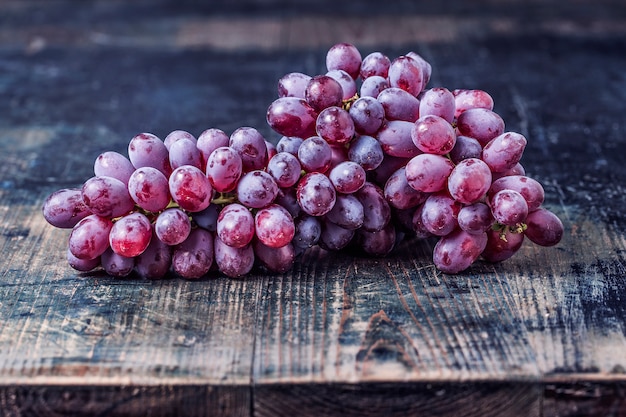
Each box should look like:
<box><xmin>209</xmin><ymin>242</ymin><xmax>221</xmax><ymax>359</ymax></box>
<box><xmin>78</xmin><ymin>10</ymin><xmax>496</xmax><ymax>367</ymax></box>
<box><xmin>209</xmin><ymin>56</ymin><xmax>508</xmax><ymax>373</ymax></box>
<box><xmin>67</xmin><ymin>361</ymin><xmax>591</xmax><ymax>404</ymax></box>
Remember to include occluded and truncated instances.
<box><xmin>1</xmin><ymin>0</ymin><xmax>626</xmax><ymax>415</ymax></box>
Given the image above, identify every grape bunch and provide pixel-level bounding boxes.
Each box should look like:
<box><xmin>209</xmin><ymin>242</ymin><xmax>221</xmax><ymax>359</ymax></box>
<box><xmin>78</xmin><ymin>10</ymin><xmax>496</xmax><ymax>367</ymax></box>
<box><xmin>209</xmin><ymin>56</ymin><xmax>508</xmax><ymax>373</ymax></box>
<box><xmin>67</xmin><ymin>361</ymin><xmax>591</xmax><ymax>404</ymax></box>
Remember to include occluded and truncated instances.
<box><xmin>42</xmin><ymin>43</ymin><xmax>564</xmax><ymax>278</ymax></box>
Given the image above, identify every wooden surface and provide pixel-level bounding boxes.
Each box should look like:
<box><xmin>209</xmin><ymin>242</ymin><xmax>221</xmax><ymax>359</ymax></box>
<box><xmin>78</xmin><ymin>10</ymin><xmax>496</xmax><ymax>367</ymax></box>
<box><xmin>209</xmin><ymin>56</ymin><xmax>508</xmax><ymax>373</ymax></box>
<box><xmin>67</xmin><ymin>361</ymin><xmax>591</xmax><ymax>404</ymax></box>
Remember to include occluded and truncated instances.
<box><xmin>1</xmin><ymin>1</ymin><xmax>626</xmax><ymax>415</ymax></box>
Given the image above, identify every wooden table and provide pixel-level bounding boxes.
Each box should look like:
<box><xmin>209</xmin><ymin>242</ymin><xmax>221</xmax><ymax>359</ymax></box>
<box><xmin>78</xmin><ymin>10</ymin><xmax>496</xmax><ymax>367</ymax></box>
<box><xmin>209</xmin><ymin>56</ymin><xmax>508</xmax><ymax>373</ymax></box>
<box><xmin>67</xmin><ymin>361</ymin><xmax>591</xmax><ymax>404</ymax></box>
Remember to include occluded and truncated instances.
<box><xmin>1</xmin><ymin>1</ymin><xmax>625</xmax><ymax>415</ymax></box>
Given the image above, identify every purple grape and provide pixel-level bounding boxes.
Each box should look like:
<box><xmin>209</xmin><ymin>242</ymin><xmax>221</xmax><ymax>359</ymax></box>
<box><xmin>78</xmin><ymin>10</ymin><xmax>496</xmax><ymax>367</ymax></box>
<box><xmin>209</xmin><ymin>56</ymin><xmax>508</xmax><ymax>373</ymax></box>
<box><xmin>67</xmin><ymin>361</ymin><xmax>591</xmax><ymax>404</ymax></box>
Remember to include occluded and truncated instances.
<box><xmin>360</xmin><ymin>75</ymin><xmax>389</xmax><ymax>98</ymax></box>
<box><xmin>214</xmin><ymin>236</ymin><xmax>254</xmax><ymax>278</ymax></box>
<box><xmin>355</xmin><ymin>182</ymin><xmax>391</xmax><ymax>232</ymax></box>
<box><xmin>482</xmin><ymin>227</ymin><xmax>525</xmax><ymax>262</ymax></box>
<box><xmin>384</xmin><ymin>167</ymin><xmax>428</xmax><ymax>210</ymax></box>
<box><xmin>297</xmin><ymin>136</ymin><xmax>332</xmax><ymax>173</ymax></box>
<box><xmin>278</xmin><ymin>72</ymin><xmax>312</xmax><ymax>98</ymax></box>
<box><xmin>329</xmin><ymin>144</ymin><xmax>349</xmax><ymax>169</ymax></box>
<box><xmin>94</xmin><ymin>151</ymin><xmax>135</xmax><ymax>185</ymax></box>
<box><xmin>453</xmin><ymin>89</ymin><xmax>494</xmax><ymax>119</ymax></box>
<box><xmin>164</xmin><ymin>130</ymin><xmax>196</xmax><ymax>151</ymax></box>
<box><xmin>328</xmin><ymin>161</ymin><xmax>366</xmax><ymax>194</ymax></box>
<box><xmin>128</xmin><ymin>132</ymin><xmax>171</xmax><ymax>176</ymax></box>
<box><xmin>356</xmin><ymin>222</ymin><xmax>396</xmax><ymax>257</ymax></box>
<box><xmin>388</xmin><ymin>56</ymin><xmax>424</xmax><ymax>97</ymax></box>
<box><xmin>349</xmin><ymin>96</ymin><xmax>385</xmax><ymax>135</ymax></box>
<box><xmin>326</xmin><ymin>42</ymin><xmax>362</xmax><ymax>79</ymax></box>
<box><xmin>411</xmin><ymin>115</ymin><xmax>456</xmax><ymax>155</ymax></box>
<box><xmin>172</xmin><ymin>228</ymin><xmax>214</xmax><ymax>279</ymax></box>
<box><xmin>197</xmin><ymin>128</ymin><xmax>230</xmax><ymax>168</ymax></box>
<box><xmin>253</xmin><ymin>240</ymin><xmax>295</xmax><ymax>274</ymax></box>
<box><xmin>405</xmin><ymin>153</ymin><xmax>454</xmax><ymax>193</ymax></box>
<box><xmin>421</xmin><ymin>193</ymin><xmax>461</xmax><ymax>237</ymax></box>
<box><xmin>458</xmin><ymin>202</ymin><xmax>494</xmax><ymax>234</ymax></box>
<box><xmin>489</xmin><ymin>175</ymin><xmax>544</xmax><ymax>211</ymax></box>
<box><xmin>267</xmin><ymin>97</ymin><xmax>318</xmax><ymax>139</ymax></box>
<box><xmin>433</xmin><ymin>229</ymin><xmax>488</xmax><ymax>274</ymax></box>
<box><xmin>135</xmin><ymin>234</ymin><xmax>172</xmax><ymax>279</ymax></box>
<box><xmin>81</xmin><ymin>176</ymin><xmax>135</xmax><ymax>218</ymax></box>
<box><xmin>492</xmin><ymin>162</ymin><xmax>526</xmax><ymax>181</ymax></box>
<box><xmin>229</xmin><ymin>127</ymin><xmax>268</xmax><ymax>172</ymax></box>
<box><xmin>456</xmin><ymin>108</ymin><xmax>505</xmax><ymax>146</ymax></box>
<box><xmin>325</xmin><ymin>194</ymin><xmax>364</xmax><ymax>230</ymax></box>
<box><xmin>296</xmin><ymin>172</ymin><xmax>336</xmax><ymax>216</ymax></box>
<box><xmin>206</xmin><ymin>146</ymin><xmax>243</xmax><ymax>193</ymax></box>
<box><xmin>411</xmin><ymin>204</ymin><xmax>433</xmax><ymax>239</ymax></box>
<box><xmin>406</xmin><ymin>51</ymin><xmax>432</xmax><ymax>87</ymax></box>
<box><xmin>276</xmin><ymin>136</ymin><xmax>304</xmax><ymax>155</ymax></box>
<box><xmin>274</xmin><ymin>187</ymin><xmax>301</xmax><ymax>218</ymax></box>
<box><xmin>169</xmin><ymin>165</ymin><xmax>213</xmax><ymax>213</ymax></box>
<box><xmin>68</xmin><ymin>214</ymin><xmax>113</xmax><ymax>260</ymax></box>
<box><xmin>347</xmin><ymin>135</ymin><xmax>384</xmax><ymax>171</ymax></box>
<box><xmin>377</xmin><ymin>120</ymin><xmax>421</xmax><ymax>158</ymax></box>
<box><xmin>128</xmin><ymin>167</ymin><xmax>171</xmax><ymax>213</ymax></box>
<box><xmin>155</xmin><ymin>208</ymin><xmax>191</xmax><ymax>246</ymax></box>
<box><xmin>109</xmin><ymin>212</ymin><xmax>152</xmax><ymax>257</ymax></box>
<box><xmin>419</xmin><ymin>87</ymin><xmax>455</xmax><ymax>123</ymax></box>
<box><xmin>489</xmin><ymin>189</ymin><xmax>529</xmax><ymax>226</ymax></box>
<box><xmin>192</xmin><ymin>203</ymin><xmax>221</xmax><ymax>232</ymax></box>
<box><xmin>482</xmin><ymin>132</ymin><xmax>527</xmax><ymax>173</ymax></box>
<box><xmin>267</xmin><ymin>151</ymin><xmax>302</xmax><ymax>188</ymax></box>
<box><xmin>326</xmin><ymin>69</ymin><xmax>357</xmax><ymax>100</ymax></box>
<box><xmin>449</xmin><ymin>135</ymin><xmax>482</xmax><ymax>164</ymax></box>
<box><xmin>255</xmin><ymin>204</ymin><xmax>295</xmax><ymax>248</ymax></box>
<box><xmin>369</xmin><ymin>155</ymin><xmax>410</xmax><ymax>187</ymax></box>
<box><xmin>293</xmin><ymin>214</ymin><xmax>321</xmax><ymax>249</ymax></box>
<box><xmin>360</xmin><ymin>51</ymin><xmax>391</xmax><ymax>79</ymax></box>
<box><xmin>42</xmin><ymin>188</ymin><xmax>91</xmax><ymax>228</ymax></box>
<box><xmin>524</xmin><ymin>208</ymin><xmax>564</xmax><ymax>247</ymax></box>
<box><xmin>305</xmin><ymin>75</ymin><xmax>343</xmax><ymax>112</ymax></box>
<box><xmin>237</xmin><ymin>170</ymin><xmax>279</xmax><ymax>209</ymax></box>
<box><xmin>169</xmin><ymin>137</ymin><xmax>202</xmax><ymax>170</ymax></box>
<box><xmin>101</xmin><ymin>248</ymin><xmax>134</xmax><ymax>277</ymax></box>
<box><xmin>319</xmin><ymin>219</ymin><xmax>354</xmax><ymax>251</ymax></box>
<box><xmin>316</xmin><ymin>106</ymin><xmax>355</xmax><ymax>146</ymax></box>
<box><xmin>377</xmin><ymin>87</ymin><xmax>420</xmax><ymax>122</ymax></box>
<box><xmin>447</xmin><ymin>158</ymin><xmax>492</xmax><ymax>204</ymax></box>
<box><xmin>67</xmin><ymin>248</ymin><xmax>100</xmax><ymax>272</ymax></box>
<box><xmin>265</xmin><ymin>140</ymin><xmax>277</xmax><ymax>160</ymax></box>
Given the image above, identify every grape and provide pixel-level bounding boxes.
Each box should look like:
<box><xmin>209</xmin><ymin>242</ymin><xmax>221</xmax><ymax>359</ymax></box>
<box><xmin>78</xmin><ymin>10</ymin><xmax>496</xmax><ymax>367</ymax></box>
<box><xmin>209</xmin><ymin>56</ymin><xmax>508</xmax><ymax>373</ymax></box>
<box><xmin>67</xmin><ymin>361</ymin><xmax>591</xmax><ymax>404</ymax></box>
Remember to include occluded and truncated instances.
<box><xmin>325</xmin><ymin>194</ymin><xmax>364</xmax><ymax>230</ymax></box>
<box><xmin>164</xmin><ymin>130</ymin><xmax>196</xmax><ymax>150</ymax></box>
<box><xmin>276</xmin><ymin>136</ymin><xmax>304</xmax><ymax>155</ymax></box>
<box><xmin>127</xmin><ymin>167</ymin><xmax>171</xmax><ymax>213</ymax></box>
<box><xmin>356</xmin><ymin>222</ymin><xmax>396</xmax><ymax>257</ymax></box>
<box><xmin>456</xmin><ymin>108</ymin><xmax>505</xmax><ymax>146</ymax></box>
<box><xmin>197</xmin><ymin>128</ymin><xmax>230</xmax><ymax>168</ymax></box>
<box><xmin>329</xmin><ymin>144</ymin><xmax>349</xmax><ymax>169</ymax></box>
<box><xmin>155</xmin><ymin>208</ymin><xmax>191</xmax><ymax>246</ymax></box>
<box><xmin>360</xmin><ymin>51</ymin><xmax>391</xmax><ymax>79</ymax></box>
<box><xmin>492</xmin><ymin>162</ymin><xmax>526</xmax><ymax>181</ymax></box>
<box><xmin>214</xmin><ymin>236</ymin><xmax>254</xmax><ymax>278</ymax></box>
<box><xmin>172</xmin><ymin>228</ymin><xmax>214</xmax><ymax>279</ymax></box>
<box><xmin>81</xmin><ymin>176</ymin><xmax>135</xmax><ymax>218</ymax></box>
<box><xmin>68</xmin><ymin>214</ymin><xmax>113</xmax><ymax>260</ymax></box>
<box><xmin>293</xmin><ymin>214</ymin><xmax>322</xmax><ymax>249</ymax></box>
<box><xmin>447</xmin><ymin>158</ymin><xmax>492</xmax><ymax>204</ymax></box>
<box><xmin>274</xmin><ymin>187</ymin><xmax>301</xmax><ymax>218</ymax></box>
<box><xmin>109</xmin><ymin>212</ymin><xmax>152</xmax><ymax>257</ymax></box>
<box><xmin>421</xmin><ymin>193</ymin><xmax>461</xmax><ymax>237</ymax></box>
<box><xmin>406</xmin><ymin>51</ymin><xmax>432</xmax><ymax>86</ymax></box>
<box><xmin>388</xmin><ymin>56</ymin><xmax>424</xmax><ymax>97</ymax></box>
<box><xmin>253</xmin><ymin>240</ymin><xmax>295</xmax><ymax>274</ymax></box>
<box><xmin>237</xmin><ymin>170</ymin><xmax>279</xmax><ymax>209</ymax></box>
<box><xmin>94</xmin><ymin>151</ymin><xmax>135</xmax><ymax>185</ymax></box>
<box><xmin>305</xmin><ymin>75</ymin><xmax>343</xmax><ymax>112</ymax></box>
<box><xmin>384</xmin><ymin>167</ymin><xmax>428</xmax><ymax>210</ymax></box>
<box><xmin>42</xmin><ymin>188</ymin><xmax>91</xmax><ymax>229</ymax></box>
<box><xmin>67</xmin><ymin>248</ymin><xmax>100</xmax><ymax>272</ymax></box>
<box><xmin>419</xmin><ymin>87</ymin><xmax>455</xmax><ymax>123</ymax></box>
<box><xmin>377</xmin><ymin>120</ymin><xmax>421</xmax><ymax>158</ymax></box>
<box><xmin>368</xmin><ymin>155</ymin><xmax>410</xmax><ymax>186</ymax></box>
<box><xmin>349</xmin><ymin>96</ymin><xmax>385</xmax><ymax>135</ymax></box>
<box><xmin>392</xmin><ymin>206</ymin><xmax>418</xmax><ymax>235</ymax></box>
<box><xmin>128</xmin><ymin>132</ymin><xmax>171</xmax><ymax>176</ymax></box>
<box><xmin>265</xmin><ymin>140</ymin><xmax>277</xmax><ymax>160</ymax></box>
<box><xmin>206</xmin><ymin>146</ymin><xmax>243</xmax><ymax>193</ymax></box>
<box><xmin>267</xmin><ymin>97</ymin><xmax>318</xmax><ymax>139</ymax></box>
<box><xmin>267</xmin><ymin>151</ymin><xmax>302</xmax><ymax>188</ymax></box>
<box><xmin>453</xmin><ymin>89</ymin><xmax>494</xmax><ymax>119</ymax></box>
<box><xmin>298</xmin><ymin>136</ymin><xmax>332</xmax><ymax>173</ymax></box>
<box><xmin>169</xmin><ymin>137</ymin><xmax>202</xmax><ymax>170</ymax></box>
<box><xmin>482</xmin><ymin>132</ymin><xmax>527</xmax><ymax>173</ymax></box>
<box><xmin>405</xmin><ymin>153</ymin><xmax>454</xmax><ymax>193</ymax></box>
<box><xmin>319</xmin><ymin>219</ymin><xmax>354</xmax><ymax>251</ymax></box>
<box><xmin>101</xmin><ymin>248</ymin><xmax>134</xmax><ymax>277</ymax></box>
<box><xmin>433</xmin><ymin>229</ymin><xmax>488</xmax><ymax>274</ymax></box>
<box><xmin>135</xmin><ymin>234</ymin><xmax>172</xmax><ymax>279</ymax></box>
<box><xmin>329</xmin><ymin>161</ymin><xmax>366</xmax><ymax>194</ymax></box>
<box><xmin>449</xmin><ymin>135</ymin><xmax>482</xmax><ymax>164</ymax></box>
<box><xmin>192</xmin><ymin>203</ymin><xmax>221</xmax><ymax>232</ymax></box>
<box><xmin>489</xmin><ymin>175</ymin><xmax>544</xmax><ymax>211</ymax></box>
<box><xmin>360</xmin><ymin>75</ymin><xmax>389</xmax><ymax>98</ymax></box>
<box><xmin>411</xmin><ymin>115</ymin><xmax>456</xmax><ymax>155</ymax></box>
<box><xmin>489</xmin><ymin>189</ymin><xmax>529</xmax><ymax>226</ymax></box>
<box><xmin>524</xmin><ymin>208</ymin><xmax>564</xmax><ymax>247</ymax></box>
<box><xmin>296</xmin><ymin>172</ymin><xmax>336</xmax><ymax>216</ymax></box>
<box><xmin>229</xmin><ymin>127</ymin><xmax>268</xmax><ymax>172</ymax></box>
<box><xmin>411</xmin><ymin>204</ymin><xmax>433</xmax><ymax>239</ymax></box>
<box><xmin>355</xmin><ymin>182</ymin><xmax>391</xmax><ymax>232</ymax></box>
<box><xmin>326</xmin><ymin>42</ymin><xmax>362</xmax><ymax>79</ymax></box>
<box><xmin>169</xmin><ymin>165</ymin><xmax>213</xmax><ymax>212</ymax></box>
<box><xmin>316</xmin><ymin>106</ymin><xmax>355</xmax><ymax>145</ymax></box>
<box><xmin>347</xmin><ymin>135</ymin><xmax>384</xmax><ymax>171</ymax></box>
<box><xmin>326</xmin><ymin>69</ymin><xmax>357</xmax><ymax>100</ymax></box>
<box><xmin>255</xmin><ymin>204</ymin><xmax>295</xmax><ymax>248</ymax></box>
<box><xmin>278</xmin><ymin>72</ymin><xmax>312</xmax><ymax>98</ymax></box>
<box><xmin>377</xmin><ymin>87</ymin><xmax>420</xmax><ymax>122</ymax></box>
<box><xmin>482</xmin><ymin>227</ymin><xmax>525</xmax><ymax>262</ymax></box>
<box><xmin>458</xmin><ymin>202</ymin><xmax>494</xmax><ymax>234</ymax></box>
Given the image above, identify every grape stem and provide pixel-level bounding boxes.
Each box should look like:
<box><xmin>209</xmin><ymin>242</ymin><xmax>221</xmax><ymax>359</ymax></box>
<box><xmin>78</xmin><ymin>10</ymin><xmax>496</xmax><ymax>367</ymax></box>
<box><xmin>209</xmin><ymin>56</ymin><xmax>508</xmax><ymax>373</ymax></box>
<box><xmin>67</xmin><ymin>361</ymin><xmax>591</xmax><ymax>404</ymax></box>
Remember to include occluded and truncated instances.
<box><xmin>492</xmin><ymin>222</ymin><xmax>527</xmax><ymax>241</ymax></box>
